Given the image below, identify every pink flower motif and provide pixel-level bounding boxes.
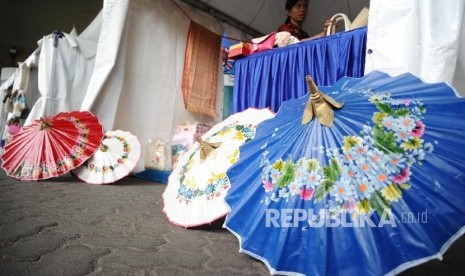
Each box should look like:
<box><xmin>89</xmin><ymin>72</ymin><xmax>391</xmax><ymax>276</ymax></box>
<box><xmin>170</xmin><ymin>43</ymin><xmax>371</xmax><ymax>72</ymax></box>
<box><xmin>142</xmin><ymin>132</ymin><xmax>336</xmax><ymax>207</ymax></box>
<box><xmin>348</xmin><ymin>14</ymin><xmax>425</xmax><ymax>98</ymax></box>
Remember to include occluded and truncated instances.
<box><xmin>299</xmin><ymin>188</ymin><xmax>315</xmax><ymax>200</ymax></box>
<box><xmin>392</xmin><ymin>167</ymin><xmax>411</xmax><ymax>184</ymax></box>
<box><xmin>403</xmin><ymin>99</ymin><xmax>411</xmax><ymax>106</ymax></box>
<box><xmin>343</xmin><ymin>198</ymin><xmax>356</xmax><ymax>213</ymax></box>
<box><xmin>411</xmin><ymin>121</ymin><xmax>425</xmax><ymax>138</ymax></box>
<box><xmin>263</xmin><ymin>180</ymin><xmax>273</xmax><ymax>192</ymax></box>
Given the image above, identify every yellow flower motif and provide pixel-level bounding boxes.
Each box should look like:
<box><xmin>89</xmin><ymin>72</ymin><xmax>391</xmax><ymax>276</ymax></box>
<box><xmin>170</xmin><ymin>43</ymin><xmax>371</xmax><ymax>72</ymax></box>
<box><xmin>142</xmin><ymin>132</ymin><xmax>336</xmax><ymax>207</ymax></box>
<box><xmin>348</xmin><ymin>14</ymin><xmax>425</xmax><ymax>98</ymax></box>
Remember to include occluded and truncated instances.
<box><xmin>307</xmin><ymin>159</ymin><xmax>320</xmax><ymax>172</ymax></box>
<box><xmin>401</xmin><ymin>137</ymin><xmax>423</xmax><ymax>150</ymax></box>
<box><xmin>217</xmin><ymin>172</ymin><xmax>226</xmax><ymax>179</ymax></box>
<box><xmin>207</xmin><ymin>175</ymin><xmax>216</xmax><ymax>184</ymax></box>
<box><xmin>369</xmin><ymin>95</ymin><xmax>383</xmax><ymax>103</ymax></box>
<box><xmin>343</xmin><ymin>136</ymin><xmax>363</xmax><ymax>152</ymax></box>
<box><xmin>372</xmin><ymin>112</ymin><xmax>386</xmax><ymax>126</ymax></box>
<box><xmin>233</xmin><ymin>130</ymin><xmax>245</xmax><ymax>141</ymax></box>
<box><xmin>381</xmin><ymin>184</ymin><xmax>402</xmax><ymax>202</ymax></box>
<box><xmin>354</xmin><ymin>199</ymin><xmax>371</xmax><ymax>215</ymax></box>
<box><xmin>229</xmin><ymin>149</ymin><xmax>239</xmax><ymax>163</ymax></box>
<box><xmin>272</xmin><ymin>159</ymin><xmax>286</xmax><ymax>171</ymax></box>
<box><xmin>218</xmin><ymin>128</ymin><xmax>232</xmax><ymax>136</ymax></box>
<box><xmin>184</xmin><ymin>177</ymin><xmax>197</xmax><ymax>189</ymax></box>
<box><xmin>208</xmin><ymin>172</ymin><xmax>225</xmax><ymax>184</ymax></box>
<box><xmin>186</xmin><ymin>158</ymin><xmax>194</xmax><ymax>170</ymax></box>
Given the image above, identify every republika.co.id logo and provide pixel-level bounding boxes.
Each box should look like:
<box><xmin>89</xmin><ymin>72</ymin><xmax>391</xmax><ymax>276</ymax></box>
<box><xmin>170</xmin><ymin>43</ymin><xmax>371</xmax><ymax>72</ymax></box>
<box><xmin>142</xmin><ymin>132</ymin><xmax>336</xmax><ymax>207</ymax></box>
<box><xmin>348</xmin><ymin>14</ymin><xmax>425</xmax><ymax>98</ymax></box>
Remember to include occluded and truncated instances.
<box><xmin>265</xmin><ymin>208</ymin><xmax>428</xmax><ymax>228</ymax></box>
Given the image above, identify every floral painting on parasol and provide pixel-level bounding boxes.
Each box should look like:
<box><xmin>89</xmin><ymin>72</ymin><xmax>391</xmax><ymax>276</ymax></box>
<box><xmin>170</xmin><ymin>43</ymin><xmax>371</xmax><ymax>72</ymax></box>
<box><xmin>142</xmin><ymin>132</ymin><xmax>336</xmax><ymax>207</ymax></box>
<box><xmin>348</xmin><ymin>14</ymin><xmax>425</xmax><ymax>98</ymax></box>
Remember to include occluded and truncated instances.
<box><xmin>73</xmin><ymin>130</ymin><xmax>141</xmax><ymax>184</ymax></box>
<box><xmin>163</xmin><ymin>108</ymin><xmax>275</xmax><ymax>228</ymax></box>
<box><xmin>1</xmin><ymin>111</ymin><xmax>104</xmax><ymax>181</ymax></box>
<box><xmin>224</xmin><ymin>71</ymin><xmax>465</xmax><ymax>275</ymax></box>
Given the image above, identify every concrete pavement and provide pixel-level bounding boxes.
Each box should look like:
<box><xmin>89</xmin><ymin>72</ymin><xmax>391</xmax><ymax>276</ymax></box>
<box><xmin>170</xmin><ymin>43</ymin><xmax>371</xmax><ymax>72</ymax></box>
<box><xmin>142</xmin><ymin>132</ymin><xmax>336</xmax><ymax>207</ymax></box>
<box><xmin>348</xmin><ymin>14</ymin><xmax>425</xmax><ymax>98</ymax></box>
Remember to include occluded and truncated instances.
<box><xmin>0</xmin><ymin>170</ymin><xmax>464</xmax><ymax>276</ymax></box>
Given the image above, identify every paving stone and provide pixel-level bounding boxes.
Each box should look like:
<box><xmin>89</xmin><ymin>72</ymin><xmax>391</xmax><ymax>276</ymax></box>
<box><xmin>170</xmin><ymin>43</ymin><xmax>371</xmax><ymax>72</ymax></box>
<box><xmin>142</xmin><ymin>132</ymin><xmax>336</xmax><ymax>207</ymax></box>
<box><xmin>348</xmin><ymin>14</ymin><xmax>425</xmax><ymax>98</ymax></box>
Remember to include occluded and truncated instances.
<box><xmin>32</xmin><ymin>245</ymin><xmax>110</xmax><ymax>276</ymax></box>
<box><xmin>0</xmin><ymin>228</ymin><xmax>79</xmax><ymax>261</ymax></box>
<box><xmin>0</xmin><ymin>256</ymin><xmax>36</xmax><ymax>276</ymax></box>
<box><xmin>401</xmin><ymin>260</ymin><xmax>459</xmax><ymax>276</ymax></box>
<box><xmin>0</xmin><ymin>208</ymin><xmax>39</xmax><ymax>225</ymax></box>
<box><xmin>70</xmin><ymin>232</ymin><xmax>166</xmax><ymax>251</ymax></box>
<box><xmin>0</xmin><ymin>201</ymin><xmax>19</xmax><ymax>214</ymax></box>
<box><xmin>161</xmin><ymin>229</ymin><xmax>208</xmax><ymax>252</ymax></box>
<box><xmin>98</xmin><ymin>248</ymin><xmax>169</xmax><ymax>268</ymax></box>
<box><xmin>131</xmin><ymin>218</ymin><xmax>172</xmax><ymax>237</ymax></box>
<box><xmin>89</xmin><ymin>265</ymin><xmax>151</xmax><ymax>276</ymax></box>
<box><xmin>212</xmin><ymin>269</ymin><xmax>268</xmax><ymax>276</ymax></box>
<box><xmin>205</xmin><ymin>238</ymin><xmax>261</xmax><ymax>271</ymax></box>
<box><xmin>443</xmin><ymin>236</ymin><xmax>465</xmax><ymax>269</ymax></box>
<box><xmin>152</xmin><ymin>266</ymin><xmax>220</xmax><ymax>276</ymax></box>
<box><xmin>152</xmin><ymin>249</ymin><xmax>211</xmax><ymax>270</ymax></box>
<box><xmin>0</xmin><ymin>218</ymin><xmax>57</xmax><ymax>245</ymax></box>
<box><xmin>203</xmin><ymin>228</ymin><xmax>234</xmax><ymax>241</ymax></box>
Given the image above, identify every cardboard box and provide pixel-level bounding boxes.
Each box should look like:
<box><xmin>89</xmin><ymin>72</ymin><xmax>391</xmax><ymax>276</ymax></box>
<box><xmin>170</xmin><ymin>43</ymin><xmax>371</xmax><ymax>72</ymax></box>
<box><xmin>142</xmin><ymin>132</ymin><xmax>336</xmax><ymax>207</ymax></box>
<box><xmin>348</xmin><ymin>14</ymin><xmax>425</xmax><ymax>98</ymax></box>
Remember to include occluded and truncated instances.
<box><xmin>228</xmin><ymin>42</ymin><xmax>252</xmax><ymax>59</ymax></box>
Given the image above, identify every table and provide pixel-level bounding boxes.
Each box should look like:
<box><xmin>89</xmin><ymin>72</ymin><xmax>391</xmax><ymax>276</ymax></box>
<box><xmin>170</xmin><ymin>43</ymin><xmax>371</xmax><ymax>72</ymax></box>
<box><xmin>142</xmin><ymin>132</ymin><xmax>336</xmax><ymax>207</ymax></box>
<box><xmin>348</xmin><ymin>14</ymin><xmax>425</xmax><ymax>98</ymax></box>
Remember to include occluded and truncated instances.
<box><xmin>232</xmin><ymin>27</ymin><xmax>367</xmax><ymax>113</ymax></box>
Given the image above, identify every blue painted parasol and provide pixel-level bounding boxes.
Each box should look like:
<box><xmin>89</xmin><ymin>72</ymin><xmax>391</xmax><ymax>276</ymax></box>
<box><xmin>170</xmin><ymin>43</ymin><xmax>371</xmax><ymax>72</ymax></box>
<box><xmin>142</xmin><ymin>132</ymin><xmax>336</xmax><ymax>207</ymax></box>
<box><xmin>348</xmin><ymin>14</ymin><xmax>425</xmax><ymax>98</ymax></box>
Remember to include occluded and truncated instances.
<box><xmin>224</xmin><ymin>71</ymin><xmax>465</xmax><ymax>275</ymax></box>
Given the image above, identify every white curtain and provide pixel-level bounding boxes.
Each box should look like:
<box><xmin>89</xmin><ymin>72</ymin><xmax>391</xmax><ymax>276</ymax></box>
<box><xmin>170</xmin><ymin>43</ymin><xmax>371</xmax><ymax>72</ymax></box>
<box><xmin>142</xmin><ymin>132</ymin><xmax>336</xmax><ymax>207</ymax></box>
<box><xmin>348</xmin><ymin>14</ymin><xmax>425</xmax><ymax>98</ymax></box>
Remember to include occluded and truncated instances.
<box><xmin>365</xmin><ymin>0</ymin><xmax>465</xmax><ymax>96</ymax></box>
<box><xmin>24</xmin><ymin>28</ymin><xmax>98</xmax><ymax>125</ymax></box>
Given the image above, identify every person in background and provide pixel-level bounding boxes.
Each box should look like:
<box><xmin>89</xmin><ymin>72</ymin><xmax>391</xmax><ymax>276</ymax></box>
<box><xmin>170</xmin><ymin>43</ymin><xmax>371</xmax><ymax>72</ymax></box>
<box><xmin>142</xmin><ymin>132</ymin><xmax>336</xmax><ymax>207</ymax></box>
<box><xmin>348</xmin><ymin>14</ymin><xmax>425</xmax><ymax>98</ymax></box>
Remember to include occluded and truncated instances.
<box><xmin>278</xmin><ymin>0</ymin><xmax>333</xmax><ymax>41</ymax></box>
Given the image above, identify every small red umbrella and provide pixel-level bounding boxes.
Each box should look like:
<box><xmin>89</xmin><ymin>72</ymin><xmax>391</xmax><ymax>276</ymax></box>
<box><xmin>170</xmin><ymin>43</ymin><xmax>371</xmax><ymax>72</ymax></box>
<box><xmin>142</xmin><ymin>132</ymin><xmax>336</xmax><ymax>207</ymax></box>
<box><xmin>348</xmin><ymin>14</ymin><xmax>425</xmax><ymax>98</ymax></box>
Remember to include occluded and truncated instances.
<box><xmin>1</xmin><ymin>111</ymin><xmax>104</xmax><ymax>180</ymax></box>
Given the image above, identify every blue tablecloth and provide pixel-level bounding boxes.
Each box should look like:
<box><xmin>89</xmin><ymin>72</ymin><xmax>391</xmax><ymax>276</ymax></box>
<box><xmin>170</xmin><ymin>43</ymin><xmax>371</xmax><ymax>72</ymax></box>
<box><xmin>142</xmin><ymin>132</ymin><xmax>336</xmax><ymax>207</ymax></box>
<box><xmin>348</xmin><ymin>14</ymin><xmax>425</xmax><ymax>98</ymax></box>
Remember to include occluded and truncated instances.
<box><xmin>232</xmin><ymin>27</ymin><xmax>367</xmax><ymax>113</ymax></box>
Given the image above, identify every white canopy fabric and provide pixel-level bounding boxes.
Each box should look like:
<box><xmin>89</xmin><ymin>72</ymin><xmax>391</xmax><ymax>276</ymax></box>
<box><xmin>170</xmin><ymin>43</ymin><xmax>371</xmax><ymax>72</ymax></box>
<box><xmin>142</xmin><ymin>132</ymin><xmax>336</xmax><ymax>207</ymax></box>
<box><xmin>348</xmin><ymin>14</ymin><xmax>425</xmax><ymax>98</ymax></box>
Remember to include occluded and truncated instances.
<box><xmin>80</xmin><ymin>0</ymin><xmax>234</xmax><ymax>172</ymax></box>
<box><xmin>365</xmin><ymin>0</ymin><xmax>465</xmax><ymax>96</ymax></box>
<box><xmin>23</xmin><ymin>12</ymin><xmax>101</xmax><ymax>125</ymax></box>
<box><xmin>26</xmin><ymin>33</ymin><xmax>93</xmax><ymax>124</ymax></box>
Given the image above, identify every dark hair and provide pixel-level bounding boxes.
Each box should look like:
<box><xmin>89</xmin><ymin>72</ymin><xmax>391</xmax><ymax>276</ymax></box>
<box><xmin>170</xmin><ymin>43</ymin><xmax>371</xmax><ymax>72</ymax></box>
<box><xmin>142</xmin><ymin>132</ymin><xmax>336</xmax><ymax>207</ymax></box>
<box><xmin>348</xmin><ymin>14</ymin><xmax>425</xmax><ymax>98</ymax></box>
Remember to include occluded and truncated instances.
<box><xmin>284</xmin><ymin>0</ymin><xmax>308</xmax><ymax>24</ymax></box>
<box><xmin>285</xmin><ymin>0</ymin><xmax>300</xmax><ymax>11</ymax></box>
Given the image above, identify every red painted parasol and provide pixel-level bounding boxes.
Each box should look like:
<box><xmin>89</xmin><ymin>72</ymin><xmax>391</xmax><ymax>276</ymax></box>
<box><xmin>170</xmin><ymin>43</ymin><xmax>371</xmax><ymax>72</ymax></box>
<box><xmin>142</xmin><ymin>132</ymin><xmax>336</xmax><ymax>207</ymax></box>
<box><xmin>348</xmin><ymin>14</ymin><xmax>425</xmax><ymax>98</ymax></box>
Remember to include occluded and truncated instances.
<box><xmin>1</xmin><ymin>111</ymin><xmax>104</xmax><ymax>180</ymax></box>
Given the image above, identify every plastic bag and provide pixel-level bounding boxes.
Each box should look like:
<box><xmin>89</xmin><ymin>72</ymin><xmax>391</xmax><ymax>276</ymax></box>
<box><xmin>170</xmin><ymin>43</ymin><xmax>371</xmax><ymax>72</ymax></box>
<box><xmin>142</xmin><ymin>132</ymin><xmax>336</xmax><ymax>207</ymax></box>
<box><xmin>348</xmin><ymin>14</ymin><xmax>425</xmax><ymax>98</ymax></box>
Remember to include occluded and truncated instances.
<box><xmin>145</xmin><ymin>138</ymin><xmax>172</xmax><ymax>170</ymax></box>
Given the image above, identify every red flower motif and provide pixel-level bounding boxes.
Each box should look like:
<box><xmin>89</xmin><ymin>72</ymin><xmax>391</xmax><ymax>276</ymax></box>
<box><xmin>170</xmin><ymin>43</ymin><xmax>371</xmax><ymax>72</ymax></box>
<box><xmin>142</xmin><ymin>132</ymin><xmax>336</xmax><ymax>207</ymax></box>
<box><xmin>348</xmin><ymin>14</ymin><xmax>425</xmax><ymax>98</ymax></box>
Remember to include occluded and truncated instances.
<box><xmin>392</xmin><ymin>167</ymin><xmax>411</xmax><ymax>184</ymax></box>
<box><xmin>299</xmin><ymin>188</ymin><xmax>314</xmax><ymax>200</ymax></box>
<box><xmin>411</xmin><ymin>121</ymin><xmax>425</xmax><ymax>138</ymax></box>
